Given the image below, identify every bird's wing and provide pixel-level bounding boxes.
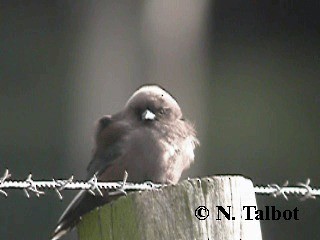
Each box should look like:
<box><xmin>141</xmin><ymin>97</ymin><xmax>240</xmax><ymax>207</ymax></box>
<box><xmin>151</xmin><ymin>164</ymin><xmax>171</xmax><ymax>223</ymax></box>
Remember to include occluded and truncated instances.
<box><xmin>51</xmin><ymin>115</ymin><xmax>129</xmax><ymax>240</ymax></box>
<box><xmin>86</xmin><ymin>115</ymin><xmax>123</xmax><ymax>178</ymax></box>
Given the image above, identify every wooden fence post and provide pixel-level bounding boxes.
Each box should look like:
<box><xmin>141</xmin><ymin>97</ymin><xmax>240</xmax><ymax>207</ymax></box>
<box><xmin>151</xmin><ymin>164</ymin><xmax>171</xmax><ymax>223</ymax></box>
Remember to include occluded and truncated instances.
<box><xmin>77</xmin><ymin>175</ymin><xmax>262</xmax><ymax>240</ymax></box>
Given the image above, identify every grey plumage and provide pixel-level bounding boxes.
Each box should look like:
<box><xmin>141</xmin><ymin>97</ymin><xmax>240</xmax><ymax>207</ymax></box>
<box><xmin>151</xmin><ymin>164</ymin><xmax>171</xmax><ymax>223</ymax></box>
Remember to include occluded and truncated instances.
<box><xmin>51</xmin><ymin>85</ymin><xmax>199</xmax><ymax>239</ymax></box>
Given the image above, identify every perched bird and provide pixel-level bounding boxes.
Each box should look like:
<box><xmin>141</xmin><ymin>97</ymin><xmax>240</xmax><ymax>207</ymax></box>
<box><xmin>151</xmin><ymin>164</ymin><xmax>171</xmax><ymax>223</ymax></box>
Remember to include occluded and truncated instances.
<box><xmin>51</xmin><ymin>85</ymin><xmax>199</xmax><ymax>240</ymax></box>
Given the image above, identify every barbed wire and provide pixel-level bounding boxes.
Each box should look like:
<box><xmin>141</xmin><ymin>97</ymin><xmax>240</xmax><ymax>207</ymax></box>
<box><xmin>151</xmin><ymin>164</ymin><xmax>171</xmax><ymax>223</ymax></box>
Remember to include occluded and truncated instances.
<box><xmin>0</xmin><ymin>169</ymin><xmax>162</xmax><ymax>200</ymax></box>
<box><xmin>254</xmin><ymin>179</ymin><xmax>320</xmax><ymax>201</ymax></box>
<box><xmin>0</xmin><ymin>169</ymin><xmax>319</xmax><ymax>200</ymax></box>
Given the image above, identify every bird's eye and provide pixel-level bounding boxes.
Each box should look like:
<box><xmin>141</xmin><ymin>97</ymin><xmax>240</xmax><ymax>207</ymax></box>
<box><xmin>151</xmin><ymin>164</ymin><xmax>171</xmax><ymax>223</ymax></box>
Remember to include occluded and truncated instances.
<box><xmin>159</xmin><ymin>108</ymin><xmax>165</xmax><ymax>115</ymax></box>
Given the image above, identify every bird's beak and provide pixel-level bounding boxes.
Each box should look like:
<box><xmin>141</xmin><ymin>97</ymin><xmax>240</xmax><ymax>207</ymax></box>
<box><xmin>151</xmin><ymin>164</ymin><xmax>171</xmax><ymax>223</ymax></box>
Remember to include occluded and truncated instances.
<box><xmin>142</xmin><ymin>109</ymin><xmax>156</xmax><ymax>121</ymax></box>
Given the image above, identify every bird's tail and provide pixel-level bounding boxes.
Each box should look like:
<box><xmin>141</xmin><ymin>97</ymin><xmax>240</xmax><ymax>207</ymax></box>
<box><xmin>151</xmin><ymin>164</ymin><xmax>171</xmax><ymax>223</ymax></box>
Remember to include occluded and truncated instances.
<box><xmin>51</xmin><ymin>224</ymin><xmax>71</xmax><ymax>240</ymax></box>
<box><xmin>51</xmin><ymin>190</ymin><xmax>107</xmax><ymax>240</ymax></box>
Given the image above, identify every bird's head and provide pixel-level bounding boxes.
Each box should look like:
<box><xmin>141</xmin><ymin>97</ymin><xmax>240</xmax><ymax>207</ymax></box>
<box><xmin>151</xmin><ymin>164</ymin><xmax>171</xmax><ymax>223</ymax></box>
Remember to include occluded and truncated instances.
<box><xmin>125</xmin><ymin>85</ymin><xmax>183</xmax><ymax>124</ymax></box>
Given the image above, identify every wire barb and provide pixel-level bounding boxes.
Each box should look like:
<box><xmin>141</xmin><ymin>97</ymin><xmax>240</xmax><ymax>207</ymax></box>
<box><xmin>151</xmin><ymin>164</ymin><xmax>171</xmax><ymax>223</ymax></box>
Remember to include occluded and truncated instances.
<box><xmin>267</xmin><ymin>181</ymin><xmax>289</xmax><ymax>200</ymax></box>
<box><xmin>109</xmin><ymin>170</ymin><xmax>128</xmax><ymax>196</ymax></box>
<box><xmin>88</xmin><ymin>174</ymin><xmax>103</xmax><ymax>196</ymax></box>
<box><xmin>0</xmin><ymin>169</ymin><xmax>11</xmax><ymax>197</ymax></box>
<box><xmin>297</xmin><ymin>179</ymin><xmax>316</xmax><ymax>201</ymax></box>
<box><xmin>53</xmin><ymin>176</ymin><xmax>74</xmax><ymax>200</ymax></box>
<box><xmin>24</xmin><ymin>174</ymin><xmax>45</xmax><ymax>198</ymax></box>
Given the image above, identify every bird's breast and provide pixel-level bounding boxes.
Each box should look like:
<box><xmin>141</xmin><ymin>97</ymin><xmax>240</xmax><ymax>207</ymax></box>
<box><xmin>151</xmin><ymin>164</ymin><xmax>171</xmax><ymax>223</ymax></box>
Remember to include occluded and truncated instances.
<box><xmin>119</xmin><ymin>127</ymin><xmax>191</xmax><ymax>184</ymax></box>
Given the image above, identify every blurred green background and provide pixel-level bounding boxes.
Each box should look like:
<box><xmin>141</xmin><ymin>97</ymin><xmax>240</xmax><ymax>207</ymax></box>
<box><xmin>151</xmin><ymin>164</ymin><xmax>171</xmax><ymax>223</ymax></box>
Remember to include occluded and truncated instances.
<box><xmin>0</xmin><ymin>1</ymin><xmax>319</xmax><ymax>239</ymax></box>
